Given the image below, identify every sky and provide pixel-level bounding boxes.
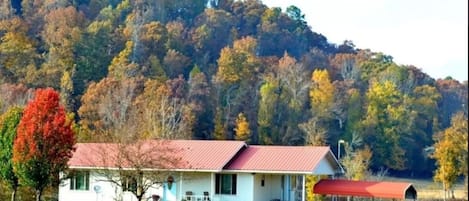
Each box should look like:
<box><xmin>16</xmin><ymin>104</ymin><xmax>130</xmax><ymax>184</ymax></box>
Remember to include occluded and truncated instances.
<box><xmin>262</xmin><ymin>0</ymin><xmax>468</xmax><ymax>82</ymax></box>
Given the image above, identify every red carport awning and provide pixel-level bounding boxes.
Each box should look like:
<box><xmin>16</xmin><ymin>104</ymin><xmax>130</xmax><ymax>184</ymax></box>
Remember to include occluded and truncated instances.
<box><xmin>313</xmin><ymin>179</ymin><xmax>417</xmax><ymax>200</ymax></box>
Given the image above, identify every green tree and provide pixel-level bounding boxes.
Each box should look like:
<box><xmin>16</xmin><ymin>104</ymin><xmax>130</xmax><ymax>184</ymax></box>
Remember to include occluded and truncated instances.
<box><xmin>286</xmin><ymin>5</ymin><xmax>307</xmax><ymax>30</ymax></box>
<box><xmin>13</xmin><ymin>88</ymin><xmax>75</xmax><ymax>201</ymax></box>
<box><xmin>257</xmin><ymin>77</ymin><xmax>279</xmax><ymax>145</ymax></box>
<box><xmin>362</xmin><ymin>81</ymin><xmax>407</xmax><ymax>170</ymax></box>
<box><xmin>0</xmin><ymin>107</ymin><xmax>22</xmax><ymax>201</ymax></box>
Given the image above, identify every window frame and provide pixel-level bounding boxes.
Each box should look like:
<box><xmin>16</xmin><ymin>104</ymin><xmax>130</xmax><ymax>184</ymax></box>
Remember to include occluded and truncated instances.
<box><xmin>70</xmin><ymin>171</ymin><xmax>90</xmax><ymax>191</ymax></box>
<box><xmin>122</xmin><ymin>176</ymin><xmax>138</xmax><ymax>192</ymax></box>
<box><xmin>215</xmin><ymin>174</ymin><xmax>237</xmax><ymax>195</ymax></box>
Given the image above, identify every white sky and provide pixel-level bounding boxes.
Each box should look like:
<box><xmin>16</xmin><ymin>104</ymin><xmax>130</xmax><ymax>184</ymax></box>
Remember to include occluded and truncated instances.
<box><xmin>262</xmin><ymin>0</ymin><xmax>468</xmax><ymax>82</ymax></box>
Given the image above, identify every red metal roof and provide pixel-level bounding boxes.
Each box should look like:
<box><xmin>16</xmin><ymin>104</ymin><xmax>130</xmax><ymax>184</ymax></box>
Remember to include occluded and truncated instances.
<box><xmin>313</xmin><ymin>179</ymin><xmax>417</xmax><ymax>199</ymax></box>
<box><xmin>69</xmin><ymin>140</ymin><xmax>246</xmax><ymax>171</ymax></box>
<box><xmin>225</xmin><ymin>145</ymin><xmax>332</xmax><ymax>173</ymax></box>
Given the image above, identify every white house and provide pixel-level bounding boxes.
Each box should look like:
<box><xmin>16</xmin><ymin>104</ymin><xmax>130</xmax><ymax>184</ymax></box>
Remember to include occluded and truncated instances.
<box><xmin>59</xmin><ymin>140</ymin><xmax>342</xmax><ymax>201</ymax></box>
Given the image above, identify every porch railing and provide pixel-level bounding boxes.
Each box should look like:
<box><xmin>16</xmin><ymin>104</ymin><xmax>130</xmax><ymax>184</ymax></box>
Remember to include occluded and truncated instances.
<box><xmin>183</xmin><ymin>194</ymin><xmax>211</xmax><ymax>201</ymax></box>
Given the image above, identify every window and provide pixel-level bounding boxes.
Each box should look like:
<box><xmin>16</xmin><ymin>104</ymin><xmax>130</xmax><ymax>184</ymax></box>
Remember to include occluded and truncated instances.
<box><xmin>122</xmin><ymin>176</ymin><xmax>137</xmax><ymax>192</ymax></box>
<box><xmin>70</xmin><ymin>171</ymin><xmax>90</xmax><ymax>190</ymax></box>
<box><xmin>215</xmin><ymin>174</ymin><xmax>236</xmax><ymax>195</ymax></box>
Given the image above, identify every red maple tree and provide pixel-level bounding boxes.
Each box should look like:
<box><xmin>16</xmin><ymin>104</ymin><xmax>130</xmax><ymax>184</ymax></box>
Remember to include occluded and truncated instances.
<box><xmin>13</xmin><ymin>88</ymin><xmax>75</xmax><ymax>201</ymax></box>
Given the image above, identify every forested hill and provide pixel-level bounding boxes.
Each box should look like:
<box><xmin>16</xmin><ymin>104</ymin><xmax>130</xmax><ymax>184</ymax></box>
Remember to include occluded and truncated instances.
<box><xmin>0</xmin><ymin>0</ymin><xmax>467</xmax><ymax>177</ymax></box>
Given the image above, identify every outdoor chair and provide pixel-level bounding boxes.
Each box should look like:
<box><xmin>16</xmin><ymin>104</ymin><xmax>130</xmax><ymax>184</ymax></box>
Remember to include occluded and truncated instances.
<box><xmin>203</xmin><ymin>191</ymin><xmax>210</xmax><ymax>201</ymax></box>
<box><xmin>185</xmin><ymin>191</ymin><xmax>193</xmax><ymax>201</ymax></box>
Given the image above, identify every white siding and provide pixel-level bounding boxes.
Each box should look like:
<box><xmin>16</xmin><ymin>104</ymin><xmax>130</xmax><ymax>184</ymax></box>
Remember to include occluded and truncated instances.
<box><xmin>253</xmin><ymin>174</ymin><xmax>283</xmax><ymax>201</ymax></box>
<box><xmin>59</xmin><ymin>171</ymin><xmax>166</xmax><ymax>201</ymax></box>
<box><xmin>313</xmin><ymin>158</ymin><xmax>336</xmax><ymax>175</ymax></box>
<box><xmin>179</xmin><ymin>172</ymin><xmax>213</xmax><ymax>199</ymax></box>
<box><xmin>212</xmin><ymin>173</ymin><xmax>253</xmax><ymax>201</ymax></box>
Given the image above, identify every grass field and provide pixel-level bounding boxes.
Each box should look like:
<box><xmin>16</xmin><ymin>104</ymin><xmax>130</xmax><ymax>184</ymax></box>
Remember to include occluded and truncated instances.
<box><xmin>380</xmin><ymin>176</ymin><xmax>468</xmax><ymax>200</ymax></box>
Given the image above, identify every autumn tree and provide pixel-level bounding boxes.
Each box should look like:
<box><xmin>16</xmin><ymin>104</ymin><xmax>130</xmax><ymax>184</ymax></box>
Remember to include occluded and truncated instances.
<box><xmin>339</xmin><ymin>134</ymin><xmax>373</xmax><ymax>180</ymax></box>
<box><xmin>234</xmin><ymin>112</ymin><xmax>250</xmax><ymax>142</ymax></box>
<box><xmin>191</xmin><ymin>8</ymin><xmax>236</xmax><ymax>63</ymax></box>
<box><xmin>214</xmin><ymin>36</ymin><xmax>260</xmax><ymax>141</ymax></box>
<box><xmin>275</xmin><ymin>53</ymin><xmax>309</xmax><ymax>145</ymax></box>
<box><xmin>0</xmin><ymin>107</ymin><xmax>22</xmax><ymax>201</ymax></box>
<box><xmin>310</xmin><ymin>69</ymin><xmax>334</xmax><ymax>118</ymax></box>
<box><xmin>0</xmin><ymin>83</ymin><xmax>34</xmax><ymax>114</ymax></box>
<box><xmin>0</xmin><ymin>17</ymin><xmax>39</xmax><ymax>85</ymax></box>
<box><xmin>78</xmin><ymin>77</ymin><xmax>144</xmax><ymax>141</ymax></box>
<box><xmin>133</xmin><ymin>77</ymin><xmax>193</xmax><ymax>140</ymax></box>
<box><xmin>433</xmin><ymin>112</ymin><xmax>468</xmax><ymax>200</ymax></box>
<box><xmin>38</xmin><ymin>7</ymin><xmax>84</xmax><ymax>88</ymax></box>
<box><xmin>13</xmin><ymin>88</ymin><xmax>75</xmax><ymax>201</ymax></box>
<box><xmin>162</xmin><ymin>49</ymin><xmax>192</xmax><ymax>78</ymax></box>
<box><xmin>108</xmin><ymin>41</ymin><xmax>139</xmax><ymax>79</ymax></box>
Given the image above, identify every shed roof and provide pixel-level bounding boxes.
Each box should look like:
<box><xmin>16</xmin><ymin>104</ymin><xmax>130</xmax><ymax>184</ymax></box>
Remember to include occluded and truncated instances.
<box><xmin>313</xmin><ymin>179</ymin><xmax>417</xmax><ymax>200</ymax></box>
<box><xmin>225</xmin><ymin>145</ymin><xmax>338</xmax><ymax>174</ymax></box>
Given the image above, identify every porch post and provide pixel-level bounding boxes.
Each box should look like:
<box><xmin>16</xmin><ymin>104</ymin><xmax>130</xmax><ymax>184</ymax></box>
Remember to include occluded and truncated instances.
<box><xmin>211</xmin><ymin>173</ymin><xmax>215</xmax><ymax>199</ymax></box>
<box><xmin>302</xmin><ymin>175</ymin><xmax>306</xmax><ymax>201</ymax></box>
<box><xmin>179</xmin><ymin>172</ymin><xmax>183</xmax><ymax>201</ymax></box>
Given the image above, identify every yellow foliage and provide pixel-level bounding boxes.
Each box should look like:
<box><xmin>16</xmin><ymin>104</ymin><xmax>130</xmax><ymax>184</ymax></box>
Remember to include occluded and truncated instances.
<box><xmin>310</xmin><ymin>69</ymin><xmax>334</xmax><ymax>117</ymax></box>
<box><xmin>234</xmin><ymin>113</ymin><xmax>250</xmax><ymax>142</ymax></box>
<box><xmin>306</xmin><ymin>175</ymin><xmax>327</xmax><ymax>201</ymax></box>
<box><xmin>433</xmin><ymin>112</ymin><xmax>468</xmax><ymax>192</ymax></box>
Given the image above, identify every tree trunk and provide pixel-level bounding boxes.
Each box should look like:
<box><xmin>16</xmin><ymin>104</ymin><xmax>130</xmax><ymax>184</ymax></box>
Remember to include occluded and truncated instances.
<box><xmin>11</xmin><ymin>190</ymin><xmax>16</xmax><ymax>201</ymax></box>
<box><xmin>35</xmin><ymin>189</ymin><xmax>42</xmax><ymax>201</ymax></box>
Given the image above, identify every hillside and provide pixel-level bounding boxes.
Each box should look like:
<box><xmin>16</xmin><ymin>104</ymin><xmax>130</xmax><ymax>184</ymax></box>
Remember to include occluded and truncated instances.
<box><xmin>0</xmin><ymin>0</ymin><xmax>467</xmax><ymax>178</ymax></box>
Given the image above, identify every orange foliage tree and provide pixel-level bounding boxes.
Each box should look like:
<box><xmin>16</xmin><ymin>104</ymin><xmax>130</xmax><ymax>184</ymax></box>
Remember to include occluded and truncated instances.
<box><xmin>13</xmin><ymin>88</ymin><xmax>75</xmax><ymax>201</ymax></box>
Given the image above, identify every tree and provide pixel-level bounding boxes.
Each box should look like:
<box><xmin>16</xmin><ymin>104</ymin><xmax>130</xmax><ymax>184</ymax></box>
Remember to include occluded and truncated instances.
<box><xmin>133</xmin><ymin>78</ymin><xmax>192</xmax><ymax>140</ymax></box>
<box><xmin>0</xmin><ymin>83</ymin><xmax>34</xmax><ymax>114</ymax></box>
<box><xmin>234</xmin><ymin>112</ymin><xmax>250</xmax><ymax>142</ymax></box>
<box><xmin>78</xmin><ymin>77</ymin><xmax>144</xmax><ymax>141</ymax></box>
<box><xmin>191</xmin><ymin>9</ymin><xmax>235</xmax><ymax>62</ymax></box>
<box><xmin>340</xmin><ymin>134</ymin><xmax>372</xmax><ymax>180</ymax></box>
<box><xmin>286</xmin><ymin>5</ymin><xmax>307</xmax><ymax>30</ymax></box>
<box><xmin>0</xmin><ymin>17</ymin><xmax>39</xmax><ymax>85</ymax></box>
<box><xmin>38</xmin><ymin>6</ymin><xmax>84</xmax><ymax>88</ymax></box>
<box><xmin>215</xmin><ymin>36</ymin><xmax>258</xmax><ymax>85</ymax></box>
<box><xmin>433</xmin><ymin>112</ymin><xmax>468</xmax><ymax>200</ymax></box>
<box><xmin>187</xmin><ymin>67</ymin><xmax>213</xmax><ymax>139</ymax></box>
<box><xmin>162</xmin><ymin>49</ymin><xmax>191</xmax><ymax>78</ymax></box>
<box><xmin>214</xmin><ymin>37</ymin><xmax>260</xmax><ymax>141</ymax></box>
<box><xmin>0</xmin><ymin>107</ymin><xmax>22</xmax><ymax>201</ymax></box>
<box><xmin>108</xmin><ymin>40</ymin><xmax>139</xmax><ymax>79</ymax></box>
<box><xmin>275</xmin><ymin>53</ymin><xmax>310</xmax><ymax>145</ymax></box>
<box><xmin>13</xmin><ymin>88</ymin><xmax>75</xmax><ymax>201</ymax></box>
<box><xmin>361</xmin><ymin>81</ymin><xmax>407</xmax><ymax>170</ymax></box>
<box><xmin>257</xmin><ymin>76</ymin><xmax>280</xmax><ymax>145</ymax></box>
<box><xmin>310</xmin><ymin>69</ymin><xmax>334</xmax><ymax>118</ymax></box>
